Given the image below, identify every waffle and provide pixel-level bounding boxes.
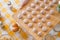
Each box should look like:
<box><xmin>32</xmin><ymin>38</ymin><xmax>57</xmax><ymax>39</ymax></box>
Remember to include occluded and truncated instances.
<box><xmin>13</xmin><ymin>0</ymin><xmax>60</xmax><ymax>40</ymax></box>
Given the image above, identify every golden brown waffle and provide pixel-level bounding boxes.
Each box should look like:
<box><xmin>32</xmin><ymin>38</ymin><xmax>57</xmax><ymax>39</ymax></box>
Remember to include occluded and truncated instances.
<box><xmin>13</xmin><ymin>0</ymin><xmax>60</xmax><ymax>40</ymax></box>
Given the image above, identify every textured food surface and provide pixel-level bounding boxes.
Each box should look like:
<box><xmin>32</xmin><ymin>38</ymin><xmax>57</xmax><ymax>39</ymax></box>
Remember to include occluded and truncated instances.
<box><xmin>13</xmin><ymin>0</ymin><xmax>60</xmax><ymax>40</ymax></box>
